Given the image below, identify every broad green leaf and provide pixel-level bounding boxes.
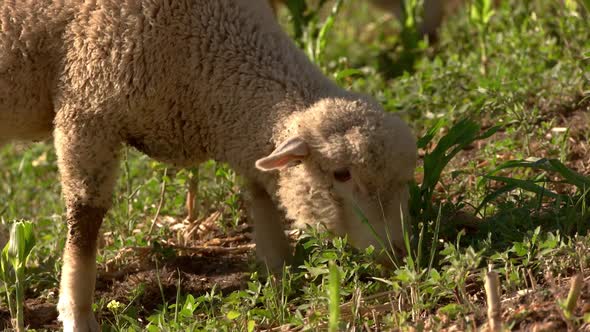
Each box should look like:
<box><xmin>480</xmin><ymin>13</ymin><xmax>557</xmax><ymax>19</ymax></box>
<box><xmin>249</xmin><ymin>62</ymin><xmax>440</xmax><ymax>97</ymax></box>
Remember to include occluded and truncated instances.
<box><xmin>226</xmin><ymin>310</ymin><xmax>241</xmax><ymax>320</ymax></box>
<box><xmin>0</xmin><ymin>244</ymin><xmax>9</xmax><ymax>281</ymax></box>
<box><xmin>247</xmin><ymin>320</ymin><xmax>256</xmax><ymax>332</ymax></box>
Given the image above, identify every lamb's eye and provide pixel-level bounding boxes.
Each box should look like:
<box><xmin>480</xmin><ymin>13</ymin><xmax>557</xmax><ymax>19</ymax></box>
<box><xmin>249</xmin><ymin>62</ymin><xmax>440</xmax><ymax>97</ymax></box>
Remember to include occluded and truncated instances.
<box><xmin>333</xmin><ymin>169</ymin><xmax>351</xmax><ymax>182</ymax></box>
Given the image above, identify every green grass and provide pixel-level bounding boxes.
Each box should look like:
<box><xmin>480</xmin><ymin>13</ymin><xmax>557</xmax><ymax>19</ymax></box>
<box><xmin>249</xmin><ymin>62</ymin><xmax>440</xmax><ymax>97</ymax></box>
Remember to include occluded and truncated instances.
<box><xmin>1</xmin><ymin>0</ymin><xmax>589</xmax><ymax>330</ymax></box>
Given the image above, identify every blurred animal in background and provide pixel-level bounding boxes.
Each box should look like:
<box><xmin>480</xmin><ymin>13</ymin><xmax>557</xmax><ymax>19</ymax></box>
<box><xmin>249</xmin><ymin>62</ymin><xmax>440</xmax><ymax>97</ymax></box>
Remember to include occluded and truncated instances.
<box><xmin>269</xmin><ymin>0</ymin><xmax>467</xmax><ymax>41</ymax></box>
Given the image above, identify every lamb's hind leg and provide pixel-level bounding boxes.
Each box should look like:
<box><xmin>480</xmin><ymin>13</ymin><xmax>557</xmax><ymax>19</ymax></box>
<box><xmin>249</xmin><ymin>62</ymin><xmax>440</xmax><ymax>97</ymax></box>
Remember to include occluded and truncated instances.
<box><xmin>53</xmin><ymin>117</ymin><xmax>121</xmax><ymax>332</ymax></box>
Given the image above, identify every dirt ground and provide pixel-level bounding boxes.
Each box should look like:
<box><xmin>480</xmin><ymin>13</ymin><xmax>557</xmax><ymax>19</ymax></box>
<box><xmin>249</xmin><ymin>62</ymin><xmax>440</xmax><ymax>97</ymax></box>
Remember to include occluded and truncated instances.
<box><xmin>0</xmin><ymin>215</ymin><xmax>256</xmax><ymax>330</ymax></box>
<box><xmin>1</xmin><ymin>212</ymin><xmax>589</xmax><ymax>331</ymax></box>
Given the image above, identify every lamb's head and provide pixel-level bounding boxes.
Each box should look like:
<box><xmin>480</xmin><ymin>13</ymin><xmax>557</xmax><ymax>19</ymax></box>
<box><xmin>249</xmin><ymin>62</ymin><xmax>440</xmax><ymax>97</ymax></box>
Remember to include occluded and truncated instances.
<box><xmin>256</xmin><ymin>97</ymin><xmax>417</xmax><ymax>261</ymax></box>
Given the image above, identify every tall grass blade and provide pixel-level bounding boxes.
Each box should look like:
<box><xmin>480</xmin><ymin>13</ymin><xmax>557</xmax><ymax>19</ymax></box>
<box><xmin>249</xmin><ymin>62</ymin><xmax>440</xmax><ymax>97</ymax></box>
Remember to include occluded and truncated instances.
<box><xmin>475</xmin><ymin>183</ymin><xmax>518</xmax><ymax>214</ymax></box>
<box><xmin>315</xmin><ymin>0</ymin><xmax>344</xmax><ymax>63</ymax></box>
<box><xmin>428</xmin><ymin>204</ymin><xmax>442</xmax><ymax>272</ymax></box>
<box><xmin>486</xmin><ymin>158</ymin><xmax>590</xmax><ymax>191</ymax></box>
<box><xmin>328</xmin><ymin>261</ymin><xmax>341</xmax><ymax>332</ymax></box>
<box><xmin>352</xmin><ymin>204</ymin><xmax>397</xmax><ymax>265</ymax></box>
<box><xmin>484</xmin><ymin>175</ymin><xmax>560</xmax><ymax>199</ymax></box>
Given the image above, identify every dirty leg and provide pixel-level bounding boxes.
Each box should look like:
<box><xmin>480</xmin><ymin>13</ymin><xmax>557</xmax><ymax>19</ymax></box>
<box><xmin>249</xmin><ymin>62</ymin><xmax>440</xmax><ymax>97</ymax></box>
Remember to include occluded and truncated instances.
<box><xmin>53</xmin><ymin>122</ymin><xmax>120</xmax><ymax>332</ymax></box>
<box><xmin>58</xmin><ymin>205</ymin><xmax>106</xmax><ymax>332</ymax></box>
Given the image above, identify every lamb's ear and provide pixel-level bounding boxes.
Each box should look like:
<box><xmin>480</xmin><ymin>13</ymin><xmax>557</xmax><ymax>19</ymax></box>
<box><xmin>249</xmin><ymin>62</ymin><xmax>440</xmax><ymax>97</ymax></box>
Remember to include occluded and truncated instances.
<box><xmin>256</xmin><ymin>137</ymin><xmax>309</xmax><ymax>171</ymax></box>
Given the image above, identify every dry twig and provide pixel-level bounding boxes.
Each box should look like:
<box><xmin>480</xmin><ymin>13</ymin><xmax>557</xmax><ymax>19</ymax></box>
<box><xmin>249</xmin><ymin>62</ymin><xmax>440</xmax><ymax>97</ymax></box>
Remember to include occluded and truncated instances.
<box><xmin>148</xmin><ymin>168</ymin><xmax>168</xmax><ymax>236</ymax></box>
<box><xmin>485</xmin><ymin>270</ymin><xmax>502</xmax><ymax>332</ymax></box>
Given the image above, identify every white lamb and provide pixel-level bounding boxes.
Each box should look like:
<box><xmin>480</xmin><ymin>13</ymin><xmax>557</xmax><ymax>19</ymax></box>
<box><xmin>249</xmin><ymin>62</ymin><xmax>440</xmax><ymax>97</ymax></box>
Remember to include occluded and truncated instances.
<box><xmin>0</xmin><ymin>0</ymin><xmax>417</xmax><ymax>330</ymax></box>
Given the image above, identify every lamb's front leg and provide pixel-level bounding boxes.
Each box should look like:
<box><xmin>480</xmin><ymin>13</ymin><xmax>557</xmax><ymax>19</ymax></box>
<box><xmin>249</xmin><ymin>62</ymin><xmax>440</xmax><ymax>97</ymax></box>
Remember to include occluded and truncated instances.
<box><xmin>54</xmin><ymin>120</ymin><xmax>121</xmax><ymax>332</ymax></box>
<box><xmin>246</xmin><ymin>183</ymin><xmax>292</xmax><ymax>273</ymax></box>
<box><xmin>59</xmin><ymin>205</ymin><xmax>106</xmax><ymax>332</ymax></box>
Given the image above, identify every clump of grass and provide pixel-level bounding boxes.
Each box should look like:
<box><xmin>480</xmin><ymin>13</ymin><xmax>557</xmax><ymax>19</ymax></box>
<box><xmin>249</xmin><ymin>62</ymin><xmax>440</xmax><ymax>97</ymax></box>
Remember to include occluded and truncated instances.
<box><xmin>478</xmin><ymin>158</ymin><xmax>590</xmax><ymax>235</ymax></box>
<box><xmin>283</xmin><ymin>0</ymin><xmax>344</xmax><ymax>67</ymax></box>
<box><xmin>469</xmin><ymin>0</ymin><xmax>495</xmax><ymax>74</ymax></box>
<box><xmin>410</xmin><ymin>118</ymin><xmax>499</xmax><ymax>224</ymax></box>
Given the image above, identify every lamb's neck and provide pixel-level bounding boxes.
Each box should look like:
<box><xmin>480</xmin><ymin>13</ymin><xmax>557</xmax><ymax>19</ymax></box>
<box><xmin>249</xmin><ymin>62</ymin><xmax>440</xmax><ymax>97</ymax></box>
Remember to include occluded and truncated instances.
<box><xmin>208</xmin><ymin>51</ymin><xmax>344</xmax><ymax>182</ymax></box>
<box><xmin>239</xmin><ymin>38</ymin><xmax>347</xmax><ymax>140</ymax></box>
<box><xmin>199</xmin><ymin>2</ymin><xmax>347</xmax><ymax>175</ymax></box>
<box><xmin>211</xmin><ymin>68</ymin><xmax>340</xmax><ymax>163</ymax></box>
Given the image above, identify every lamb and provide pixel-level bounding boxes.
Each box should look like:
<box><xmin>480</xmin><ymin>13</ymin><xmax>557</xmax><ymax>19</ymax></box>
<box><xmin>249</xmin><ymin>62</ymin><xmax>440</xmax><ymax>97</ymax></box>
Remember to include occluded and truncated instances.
<box><xmin>0</xmin><ymin>0</ymin><xmax>417</xmax><ymax>331</ymax></box>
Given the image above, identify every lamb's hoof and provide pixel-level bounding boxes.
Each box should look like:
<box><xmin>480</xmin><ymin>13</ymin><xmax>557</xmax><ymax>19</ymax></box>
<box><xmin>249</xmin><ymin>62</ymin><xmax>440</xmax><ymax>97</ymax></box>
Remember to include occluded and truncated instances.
<box><xmin>59</xmin><ymin>312</ymin><xmax>100</xmax><ymax>332</ymax></box>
